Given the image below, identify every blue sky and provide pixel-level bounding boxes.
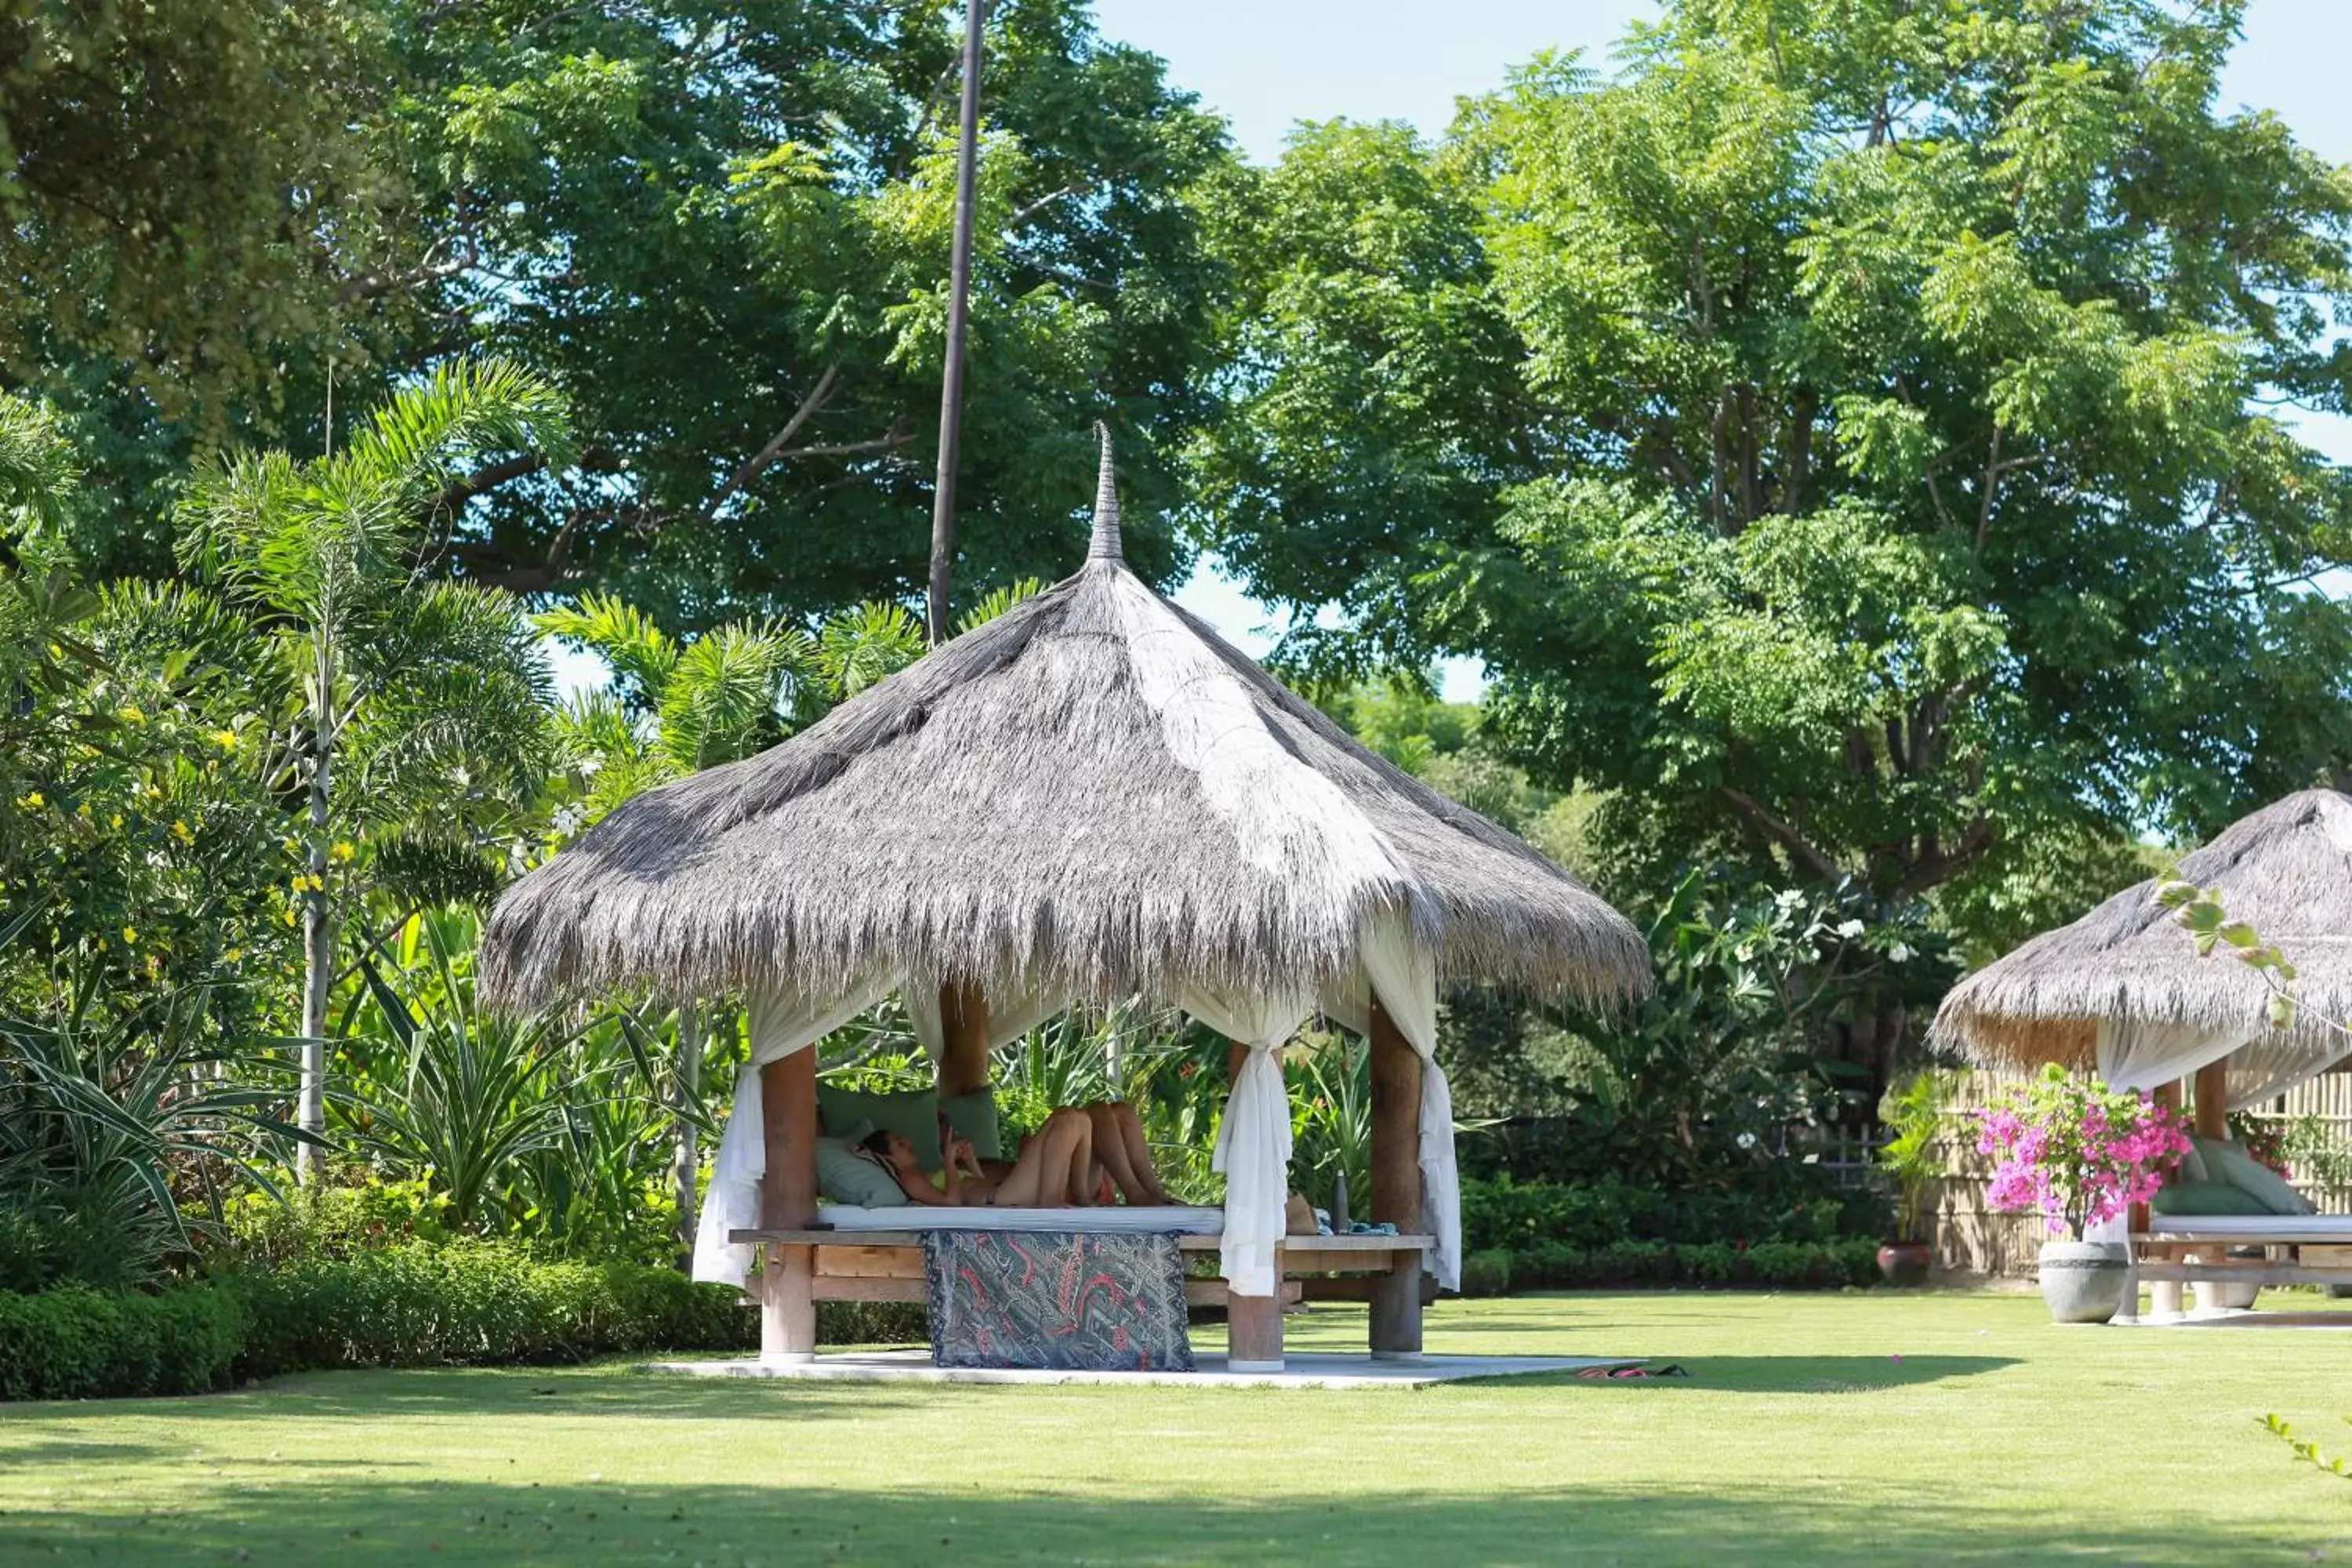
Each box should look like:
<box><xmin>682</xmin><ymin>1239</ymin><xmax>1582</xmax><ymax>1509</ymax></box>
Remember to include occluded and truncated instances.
<box><xmin>547</xmin><ymin>1</ymin><xmax>2352</xmax><ymax>699</ymax></box>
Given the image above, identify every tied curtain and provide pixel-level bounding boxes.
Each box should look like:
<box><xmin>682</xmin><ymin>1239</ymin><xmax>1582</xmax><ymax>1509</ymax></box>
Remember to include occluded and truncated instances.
<box><xmin>1181</xmin><ymin>983</ymin><xmax>1313</xmax><ymax>1298</ymax></box>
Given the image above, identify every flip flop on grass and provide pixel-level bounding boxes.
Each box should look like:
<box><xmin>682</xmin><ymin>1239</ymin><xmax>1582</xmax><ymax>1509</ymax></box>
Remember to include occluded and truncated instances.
<box><xmin>1577</xmin><ymin>1362</ymin><xmax>1692</xmax><ymax>1380</ymax></box>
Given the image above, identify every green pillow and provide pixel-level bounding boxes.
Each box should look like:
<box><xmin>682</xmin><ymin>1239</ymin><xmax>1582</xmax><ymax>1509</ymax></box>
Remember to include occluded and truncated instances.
<box><xmin>2198</xmin><ymin>1136</ymin><xmax>2315</xmax><ymax>1216</ymax></box>
<box><xmin>813</xmin><ymin>1130</ymin><xmax>907</xmax><ymax>1208</ymax></box>
<box><xmin>2150</xmin><ymin>1179</ymin><xmax>2273</xmax><ymax>1217</ymax></box>
<box><xmin>942</xmin><ymin>1087</ymin><xmax>1000</xmax><ymax>1163</ymax></box>
<box><xmin>816</xmin><ymin>1083</ymin><xmax>942</xmax><ymax>1170</ymax></box>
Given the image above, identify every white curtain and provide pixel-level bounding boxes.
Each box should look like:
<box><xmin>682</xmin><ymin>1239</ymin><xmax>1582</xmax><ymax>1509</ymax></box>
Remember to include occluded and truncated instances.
<box><xmin>1182</xmin><ymin>983</ymin><xmax>1314</xmax><ymax>1297</ymax></box>
<box><xmin>2095</xmin><ymin>1016</ymin><xmax>2350</xmax><ymax>1116</ymax></box>
<box><xmin>2095</xmin><ymin>1017</ymin><xmax>2240</xmax><ymax>1098</ymax></box>
<box><xmin>1319</xmin><ymin>913</ymin><xmax>1462</xmax><ymax>1292</ymax></box>
<box><xmin>690</xmin><ymin>975</ymin><xmax>892</xmax><ymax>1289</ymax></box>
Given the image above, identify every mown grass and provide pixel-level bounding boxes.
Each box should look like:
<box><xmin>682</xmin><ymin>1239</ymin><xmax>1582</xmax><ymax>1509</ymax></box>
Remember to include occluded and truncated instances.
<box><xmin>3</xmin><ymin>1290</ymin><xmax>2350</xmax><ymax>1565</ymax></box>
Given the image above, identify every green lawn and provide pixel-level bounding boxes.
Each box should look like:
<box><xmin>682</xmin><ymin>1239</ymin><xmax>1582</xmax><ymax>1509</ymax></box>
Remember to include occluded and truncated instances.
<box><xmin>3</xmin><ymin>1290</ymin><xmax>2350</xmax><ymax>1565</ymax></box>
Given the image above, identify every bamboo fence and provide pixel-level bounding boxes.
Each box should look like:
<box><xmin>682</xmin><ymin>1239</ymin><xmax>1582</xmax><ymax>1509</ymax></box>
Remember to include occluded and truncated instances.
<box><xmin>1924</xmin><ymin>1069</ymin><xmax>2352</xmax><ymax>1276</ymax></box>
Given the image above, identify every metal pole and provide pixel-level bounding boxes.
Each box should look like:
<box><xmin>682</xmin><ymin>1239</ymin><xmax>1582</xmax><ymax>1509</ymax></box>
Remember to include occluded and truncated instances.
<box><xmin>925</xmin><ymin>0</ymin><xmax>986</xmax><ymax>647</ymax></box>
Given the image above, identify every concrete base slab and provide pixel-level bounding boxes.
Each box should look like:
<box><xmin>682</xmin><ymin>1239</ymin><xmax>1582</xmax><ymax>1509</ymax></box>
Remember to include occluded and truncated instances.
<box><xmin>637</xmin><ymin>1349</ymin><xmax>1632</xmax><ymax>1389</ymax></box>
<box><xmin>2114</xmin><ymin>1307</ymin><xmax>2352</xmax><ymax>1329</ymax></box>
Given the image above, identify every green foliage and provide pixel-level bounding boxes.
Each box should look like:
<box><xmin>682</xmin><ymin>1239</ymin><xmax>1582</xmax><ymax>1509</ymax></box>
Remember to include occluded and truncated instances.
<box><xmin>0</xmin><ymin>1281</ymin><xmax>248</xmax><ymax>1402</ymax></box>
<box><xmin>1878</xmin><ymin>1069</ymin><xmax>1956</xmax><ymax>1241</ymax></box>
<box><xmin>227</xmin><ymin>1240</ymin><xmax>747</xmax><ymax>1375</ymax></box>
<box><xmin>368</xmin><ymin>0</ymin><xmax>1232</xmax><ymax>622</ymax></box>
<box><xmin>0</xmin><ymin>1240</ymin><xmax>759</xmax><ymax>1402</ymax></box>
<box><xmin>1457</xmin><ymin>1174</ymin><xmax>1883</xmax><ymax>1292</ymax></box>
<box><xmin>337</xmin><ymin>913</ymin><xmax>677</xmax><ymax>1258</ymax></box>
<box><xmin>1457</xmin><ymin>1247</ymin><xmax>1515</xmax><ymax>1298</ymax></box>
<box><xmin>0</xmin><ymin>958</ymin><xmax>308</xmax><ymax>1293</ymax></box>
<box><xmin>0</xmin><ymin>0</ymin><xmax>395</xmax><ymax>416</ymax></box>
<box><xmin>2261</xmin><ymin>1414</ymin><xmax>2352</xmax><ymax>1482</ymax></box>
<box><xmin>1192</xmin><ymin>0</ymin><xmax>2352</xmax><ymax>963</ymax></box>
<box><xmin>1504</xmin><ymin>869</ymin><xmax>1948</xmax><ymax>1191</ymax></box>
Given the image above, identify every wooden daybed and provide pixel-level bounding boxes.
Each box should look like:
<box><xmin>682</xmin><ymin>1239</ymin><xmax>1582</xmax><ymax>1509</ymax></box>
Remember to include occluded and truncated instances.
<box><xmin>738</xmin><ymin>1006</ymin><xmax>1442</xmax><ymax>1372</ymax></box>
<box><xmin>2130</xmin><ymin>1216</ymin><xmax>2352</xmax><ymax>1290</ymax></box>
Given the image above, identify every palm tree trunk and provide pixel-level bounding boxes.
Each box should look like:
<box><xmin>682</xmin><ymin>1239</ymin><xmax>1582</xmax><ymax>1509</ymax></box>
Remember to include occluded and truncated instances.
<box><xmin>296</xmin><ymin>642</ymin><xmax>336</xmax><ymax>1185</ymax></box>
<box><xmin>672</xmin><ymin>999</ymin><xmax>702</xmax><ymax>1256</ymax></box>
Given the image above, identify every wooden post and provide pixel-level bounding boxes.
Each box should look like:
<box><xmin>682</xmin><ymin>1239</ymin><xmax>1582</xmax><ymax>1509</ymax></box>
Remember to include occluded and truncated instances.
<box><xmin>938</xmin><ymin>980</ymin><xmax>990</xmax><ymax>1097</ymax></box>
<box><xmin>2193</xmin><ymin>1060</ymin><xmax>2230</xmax><ymax>1140</ymax></box>
<box><xmin>1226</xmin><ymin>1243</ymin><xmax>1287</xmax><ymax>1371</ymax></box>
<box><xmin>1367</xmin><ymin>996</ymin><xmax>1425</xmax><ymax>1358</ymax></box>
<box><xmin>758</xmin><ymin>1047</ymin><xmax>819</xmax><ymax>1362</ymax></box>
<box><xmin>2143</xmin><ymin>1078</ymin><xmax>2187</xmax><ymax>1320</ymax></box>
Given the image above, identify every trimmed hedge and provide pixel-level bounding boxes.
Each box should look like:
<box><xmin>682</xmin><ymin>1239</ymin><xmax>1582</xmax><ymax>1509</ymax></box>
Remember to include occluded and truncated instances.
<box><xmin>0</xmin><ymin>1282</ymin><xmax>247</xmax><ymax>1402</ymax></box>
<box><xmin>1458</xmin><ymin>1175</ymin><xmax>1884</xmax><ymax>1294</ymax></box>
<box><xmin>2</xmin><ymin>1241</ymin><xmax>758</xmax><ymax>1403</ymax></box>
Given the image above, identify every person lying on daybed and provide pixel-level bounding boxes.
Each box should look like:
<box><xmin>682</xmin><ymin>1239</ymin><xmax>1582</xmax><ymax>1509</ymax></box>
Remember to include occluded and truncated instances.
<box><xmin>852</xmin><ymin>1103</ymin><xmax>1171</xmax><ymax>1208</ymax></box>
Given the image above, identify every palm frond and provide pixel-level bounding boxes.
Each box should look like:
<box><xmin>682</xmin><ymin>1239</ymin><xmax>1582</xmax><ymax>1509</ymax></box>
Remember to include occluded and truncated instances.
<box><xmin>536</xmin><ymin>593</ymin><xmax>679</xmax><ymax>705</ymax></box>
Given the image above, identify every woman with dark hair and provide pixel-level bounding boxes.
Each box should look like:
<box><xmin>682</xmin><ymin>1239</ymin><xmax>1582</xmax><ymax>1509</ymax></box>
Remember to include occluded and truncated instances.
<box><xmin>857</xmin><ymin>1108</ymin><xmax>1097</xmax><ymax>1207</ymax></box>
<box><xmin>856</xmin><ymin>1102</ymin><xmax>1173</xmax><ymax>1207</ymax></box>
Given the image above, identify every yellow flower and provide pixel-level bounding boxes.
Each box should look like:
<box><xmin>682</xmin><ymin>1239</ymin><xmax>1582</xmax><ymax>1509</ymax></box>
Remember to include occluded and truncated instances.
<box><xmin>210</xmin><ymin>729</ymin><xmax>238</xmax><ymax>752</ymax></box>
<box><xmin>171</xmin><ymin>820</ymin><xmax>194</xmax><ymax>844</ymax></box>
<box><xmin>121</xmin><ymin>927</ymin><xmax>137</xmax><ymax>946</ymax></box>
<box><xmin>75</xmin><ymin>801</ymin><xmax>91</xmax><ymax>818</ymax></box>
<box><xmin>329</xmin><ymin>841</ymin><xmax>356</xmax><ymax>863</ymax></box>
<box><xmin>15</xmin><ymin>791</ymin><xmax>43</xmax><ymax>809</ymax></box>
<box><xmin>281</xmin><ymin>908</ymin><xmax>299</xmax><ymax>927</ymax></box>
<box><xmin>109</xmin><ymin>814</ymin><xmax>123</xmax><ymax>829</ymax></box>
<box><xmin>114</xmin><ymin>706</ymin><xmax>145</xmax><ymax>725</ymax></box>
<box><xmin>223</xmin><ymin>948</ymin><xmax>243</xmax><ymax>963</ymax></box>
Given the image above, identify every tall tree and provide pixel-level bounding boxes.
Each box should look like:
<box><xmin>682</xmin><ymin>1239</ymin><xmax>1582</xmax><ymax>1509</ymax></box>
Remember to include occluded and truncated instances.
<box><xmin>0</xmin><ymin>1</ymin><xmax>401</xmax><ymax>415</ymax></box>
<box><xmin>179</xmin><ymin>359</ymin><xmax>573</xmax><ymax>1179</ymax></box>
<box><xmin>343</xmin><ymin>0</ymin><xmax>1232</xmax><ymax>622</ymax></box>
<box><xmin>1191</xmin><ymin>1</ymin><xmax>2352</xmax><ymax>1058</ymax></box>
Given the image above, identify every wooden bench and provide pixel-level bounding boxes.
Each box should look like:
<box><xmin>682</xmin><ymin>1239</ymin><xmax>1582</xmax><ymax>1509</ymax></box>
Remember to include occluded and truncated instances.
<box><xmin>731</xmin><ymin>1226</ymin><xmax>1436</xmax><ymax>1370</ymax></box>
<box><xmin>2132</xmin><ymin>1226</ymin><xmax>2352</xmax><ymax>1290</ymax></box>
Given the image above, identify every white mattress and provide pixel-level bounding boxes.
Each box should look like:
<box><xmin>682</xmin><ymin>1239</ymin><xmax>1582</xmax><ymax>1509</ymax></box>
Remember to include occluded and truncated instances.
<box><xmin>815</xmin><ymin>1203</ymin><xmax>1224</xmax><ymax>1235</ymax></box>
<box><xmin>2144</xmin><ymin>1214</ymin><xmax>2352</xmax><ymax>1237</ymax></box>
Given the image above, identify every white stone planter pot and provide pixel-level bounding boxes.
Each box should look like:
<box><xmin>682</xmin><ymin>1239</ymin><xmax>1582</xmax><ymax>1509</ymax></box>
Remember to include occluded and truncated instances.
<box><xmin>2038</xmin><ymin>1240</ymin><xmax>2130</xmax><ymax>1324</ymax></box>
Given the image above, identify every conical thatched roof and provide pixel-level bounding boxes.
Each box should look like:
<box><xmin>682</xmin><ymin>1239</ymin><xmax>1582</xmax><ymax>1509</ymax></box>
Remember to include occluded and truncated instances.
<box><xmin>1934</xmin><ymin>789</ymin><xmax>2352</xmax><ymax>1072</ymax></box>
<box><xmin>481</xmin><ymin>430</ymin><xmax>1650</xmax><ymax>1014</ymax></box>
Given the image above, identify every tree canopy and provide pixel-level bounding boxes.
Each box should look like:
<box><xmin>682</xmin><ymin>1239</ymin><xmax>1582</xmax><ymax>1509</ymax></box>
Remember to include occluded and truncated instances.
<box><xmin>1191</xmin><ymin>0</ymin><xmax>2352</xmax><ymax>956</ymax></box>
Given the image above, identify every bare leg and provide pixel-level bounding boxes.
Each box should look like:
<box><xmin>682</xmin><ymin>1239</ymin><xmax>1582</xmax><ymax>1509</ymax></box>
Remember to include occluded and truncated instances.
<box><xmin>1084</xmin><ymin>1102</ymin><xmax>1170</xmax><ymax>1205</ymax></box>
<box><xmin>993</xmin><ymin>1110</ymin><xmax>1094</xmax><ymax>1207</ymax></box>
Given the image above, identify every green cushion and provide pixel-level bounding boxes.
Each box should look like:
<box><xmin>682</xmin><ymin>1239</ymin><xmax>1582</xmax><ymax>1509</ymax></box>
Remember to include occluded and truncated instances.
<box><xmin>2198</xmin><ymin>1135</ymin><xmax>2316</xmax><ymax>1216</ymax></box>
<box><xmin>816</xmin><ymin>1083</ymin><xmax>942</xmax><ymax>1170</ymax></box>
<box><xmin>942</xmin><ymin>1087</ymin><xmax>1000</xmax><ymax>1163</ymax></box>
<box><xmin>2150</xmin><ymin>1179</ymin><xmax>2273</xmax><ymax>1217</ymax></box>
<box><xmin>813</xmin><ymin>1130</ymin><xmax>907</xmax><ymax>1208</ymax></box>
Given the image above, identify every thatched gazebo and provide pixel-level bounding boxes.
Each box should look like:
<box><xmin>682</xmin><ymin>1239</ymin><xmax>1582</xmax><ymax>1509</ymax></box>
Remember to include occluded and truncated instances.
<box><xmin>1935</xmin><ymin>788</ymin><xmax>2352</xmax><ymax>1113</ymax></box>
<box><xmin>482</xmin><ymin>427</ymin><xmax>1648</xmax><ymax>1370</ymax></box>
<box><xmin>1934</xmin><ymin>789</ymin><xmax>2352</xmax><ymax>1312</ymax></box>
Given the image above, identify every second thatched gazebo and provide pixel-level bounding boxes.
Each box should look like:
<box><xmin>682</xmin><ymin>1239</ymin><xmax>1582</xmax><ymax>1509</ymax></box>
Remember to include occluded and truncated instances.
<box><xmin>1935</xmin><ymin>788</ymin><xmax>2352</xmax><ymax>1110</ymax></box>
<box><xmin>481</xmin><ymin>427</ymin><xmax>1649</xmax><ymax>1370</ymax></box>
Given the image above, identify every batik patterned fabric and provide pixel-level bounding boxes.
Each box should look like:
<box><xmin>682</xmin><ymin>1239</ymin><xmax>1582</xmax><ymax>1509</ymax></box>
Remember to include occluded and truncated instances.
<box><xmin>922</xmin><ymin>1229</ymin><xmax>1195</xmax><ymax>1372</ymax></box>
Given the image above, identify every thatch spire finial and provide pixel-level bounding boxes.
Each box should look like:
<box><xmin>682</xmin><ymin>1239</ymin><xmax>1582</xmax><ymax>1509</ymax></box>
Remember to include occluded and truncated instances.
<box><xmin>1088</xmin><ymin>420</ymin><xmax>1122</xmax><ymax>563</ymax></box>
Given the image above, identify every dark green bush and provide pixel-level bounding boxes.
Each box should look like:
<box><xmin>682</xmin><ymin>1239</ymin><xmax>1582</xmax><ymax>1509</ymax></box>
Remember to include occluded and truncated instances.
<box><xmin>818</xmin><ymin>1299</ymin><xmax>927</xmax><ymax>1344</ymax></box>
<box><xmin>0</xmin><ymin>1283</ymin><xmax>247</xmax><ymax>1401</ymax></box>
<box><xmin>1458</xmin><ymin>1176</ymin><xmax>1884</xmax><ymax>1292</ymax></box>
<box><xmin>2</xmin><ymin>1242</ymin><xmax>760</xmax><ymax>1402</ymax></box>
<box><xmin>227</xmin><ymin>1240</ymin><xmax>750</xmax><ymax>1376</ymax></box>
<box><xmin>1458</xmin><ymin>1248</ymin><xmax>1514</xmax><ymax>1298</ymax></box>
